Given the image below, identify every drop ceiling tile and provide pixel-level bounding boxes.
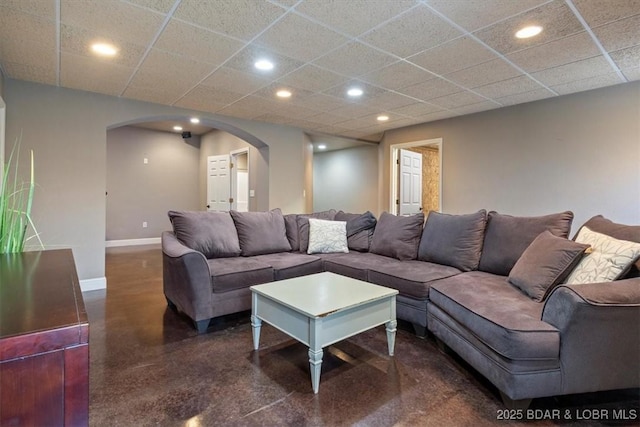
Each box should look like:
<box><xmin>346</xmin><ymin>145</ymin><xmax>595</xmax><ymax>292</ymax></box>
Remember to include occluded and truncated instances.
<box><xmin>284</xmin><ymin>117</ymin><xmax>325</xmax><ymax>131</ymax></box>
<box><xmin>495</xmin><ymin>88</ymin><xmax>555</xmax><ymax>106</ymax></box>
<box><xmin>453</xmin><ymin>101</ymin><xmax>500</xmax><ymax>115</ymax></box>
<box><xmin>330</xmin><ymin>102</ymin><xmax>381</xmax><ymax>119</ymax></box>
<box><xmin>429</xmin><ymin>91</ymin><xmax>488</xmax><ymax>109</ymax></box>
<box><xmin>507</xmin><ymin>32</ymin><xmax>601</xmax><ymax>73</ymax></box>
<box><xmin>173</xmin><ymin>88</ymin><xmax>230</xmax><ymax>113</ymax></box>
<box><xmin>572</xmin><ymin>0</ymin><xmax>640</xmax><ymax>28</ymax></box>
<box><xmin>254</xmin><ymin>13</ymin><xmax>348</xmax><ymax>62</ymax></box>
<box><xmin>390</xmin><ymin>102</ymin><xmax>444</xmax><ymax>117</ymax></box>
<box><xmin>201</xmin><ymin>66</ymin><xmax>269</xmax><ymax>94</ymax></box>
<box><xmin>307</xmin><ymin>112</ymin><xmax>351</xmax><ymax>126</ymax></box>
<box><xmin>425</xmin><ymin>0</ymin><xmax>547</xmax><ymax>32</ymax></box>
<box><xmin>61</xmin><ymin>0</ymin><xmax>164</xmax><ymax>46</ymax></box>
<box><xmin>622</xmin><ymin>67</ymin><xmax>640</xmax><ymax>81</ymax></box>
<box><xmin>2</xmin><ymin>61</ymin><xmax>56</xmax><ymax>85</ymax></box>
<box><xmin>366</xmin><ymin>91</ymin><xmax>419</xmax><ymax>109</ymax></box>
<box><xmin>473</xmin><ymin>1</ymin><xmax>584</xmax><ymax>55</ymax></box>
<box><xmin>252</xmin><ymin>113</ymin><xmax>295</xmax><ymax>125</ymax></box>
<box><xmin>178</xmin><ymin>84</ymin><xmax>246</xmax><ymax>106</ymax></box>
<box><xmin>334</xmin><ymin>117</ymin><xmax>379</xmax><ymax>130</ymax></box>
<box><xmin>360</xmin><ymin>61</ymin><xmax>436</xmax><ymax>91</ymax></box>
<box><xmin>289</xmin><ymin>93</ymin><xmax>345</xmax><ymax>112</ymax></box>
<box><xmin>60</xmin><ymin>52</ymin><xmax>133</xmax><ymax>96</ymax></box>
<box><xmin>407</xmin><ymin>36</ymin><xmax>498</xmax><ymax>75</ymax></box>
<box><xmin>610</xmin><ymin>45</ymin><xmax>640</xmax><ymax>70</ymax></box>
<box><xmin>550</xmin><ymin>72</ymin><xmax>624</xmax><ymax>95</ymax></box>
<box><xmin>413</xmin><ymin>110</ymin><xmax>459</xmax><ymax>123</ymax></box>
<box><xmin>445</xmin><ymin>59</ymin><xmax>521</xmax><ymax>88</ymax></box>
<box><xmin>155</xmin><ymin>19</ymin><xmax>244</xmax><ymax>65</ymax></box>
<box><xmin>0</xmin><ymin>7</ymin><xmax>56</xmax><ymax>65</ymax></box>
<box><xmin>313</xmin><ymin>124</ymin><xmax>352</xmax><ymax>135</ymax></box>
<box><xmin>60</xmin><ymin>24</ymin><xmax>147</xmax><ymax>68</ymax></box>
<box><xmin>295</xmin><ymin>0</ymin><xmax>417</xmax><ymax>37</ymax></box>
<box><xmin>134</xmin><ymin>49</ymin><xmax>214</xmax><ymax>85</ymax></box>
<box><xmin>224</xmin><ymin>44</ymin><xmax>305</xmax><ymax>80</ymax></box>
<box><xmin>275</xmin><ymin>64</ymin><xmax>349</xmax><ymax>92</ymax></box>
<box><xmin>173</xmin><ymin>0</ymin><xmax>285</xmax><ymax>41</ymax></box>
<box><xmin>593</xmin><ymin>14</ymin><xmax>640</xmax><ymax>52</ymax></box>
<box><xmin>362</xmin><ymin>4</ymin><xmax>462</xmax><ymax>58</ymax></box>
<box><xmin>313</xmin><ymin>41</ymin><xmax>397</xmax><ymax>78</ymax></box>
<box><xmin>217</xmin><ymin>96</ymin><xmax>286</xmax><ymax>119</ymax></box>
<box><xmin>1</xmin><ymin>0</ymin><xmax>56</xmax><ymax>18</ymax></box>
<box><xmin>122</xmin><ymin>85</ymin><xmax>188</xmax><ymax>105</ymax></box>
<box><xmin>271</xmin><ymin>0</ymin><xmax>298</xmax><ymax>8</ymax></box>
<box><xmin>474</xmin><ymin>75</ymin><xmax>544</xmax><ymax>98</ymax></box>
<box><xmin>532</xmin><ymin>56</ymin><xmax>615</xmax><ymax>86</ymax></box>
<box><xmin>357</xmin><ymin>112</ymin><xmax>410</xmax><ymax>124</ymax></box>
<box><xmin>126</xmin><ymin>0</ymin><xmax>177</xmax><ymax>14</ymax></box>
<box><xmin>397</xmin><ymin>77</ymin><xmax>462</xmax><ymax>101</ymax></box>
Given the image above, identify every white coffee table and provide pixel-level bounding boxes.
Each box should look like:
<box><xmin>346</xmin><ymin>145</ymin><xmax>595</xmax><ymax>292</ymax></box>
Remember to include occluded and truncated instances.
<box><xmin>250</xmin><ymin>272</ymin><xmax>398</xmax><ymax>394</ymax></box>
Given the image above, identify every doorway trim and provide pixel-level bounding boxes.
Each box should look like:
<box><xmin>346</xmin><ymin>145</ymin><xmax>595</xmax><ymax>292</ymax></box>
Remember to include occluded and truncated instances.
<box><xmin>230</xmin><ymin>148</ymin><xmax>250</xmax><ymax>211</ymax></box>
<box><xmin>389</xmin><ymin>138</ymin><xmax>442</xmax><ymax>215</ymax></box>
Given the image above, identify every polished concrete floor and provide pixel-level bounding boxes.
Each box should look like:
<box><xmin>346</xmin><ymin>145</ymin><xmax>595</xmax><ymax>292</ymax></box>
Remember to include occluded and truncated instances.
<box><xmin>84</xmin><ymin>245</ymin><xmax>639</xmax><ymax>426</ymax></box>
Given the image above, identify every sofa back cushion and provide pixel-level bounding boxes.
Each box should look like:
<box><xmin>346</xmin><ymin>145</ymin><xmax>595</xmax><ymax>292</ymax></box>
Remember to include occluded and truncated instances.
<box><xmin>478</xmin><ymin>211</ymin><xmax>574</xmax><ymax>276</ymax></box>
<box><xmin>508</xmin><ymin>231</ymin><xmax>590</xmax><ymax>301</ymax></box>
<box><xmin>575</xmin><ymin>215</ymin><xmax>640</xmax><ymax>278</ymax></box>
<box><xmin>230</xmin><ymin>209</ymin><xmax>292</xmax><ymax>256</ymax></box>
<box><xmin>168</xmin><ymin>210</ymin><xmax>241</xmax><ymax>259</ymax></box>
<box><xmin>369</xmin><ymin>212</ymin><xmax>424</xmax><ymax>260</ymax></box>
<box><xmin>418</xmin><ymin>210</ymin><xmax>487</xmax><ymax>271</ymax></box>
<box><xmin>297</xmin><ymin>209</ymin><xmax>337</xmax><ymax>253</ymax></box>
<box><xmin>284</xmin><ymin>214</ymin><xmax>300</xmax><ymax>251</ymax></box>
<box><xmin>334</xmin><ymin>211</ymin><xmax>377</xmax><ymax>252</ymax></box>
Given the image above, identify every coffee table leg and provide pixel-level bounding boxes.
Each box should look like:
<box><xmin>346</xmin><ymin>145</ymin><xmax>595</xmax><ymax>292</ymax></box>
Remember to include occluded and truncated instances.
<box><xmin>308</xmin><ymin>348</ymin><xmax>323</xmax><ymax>394</ymax></box>
<box><xmin>251</xmin><ymin>315</ymin><xmax>262</xmax><ymax>350</ymax></box>
<box><xmin>386</xmin><ymin>320</ymin><xmax>397</xmax><ymax>356</ymax></box>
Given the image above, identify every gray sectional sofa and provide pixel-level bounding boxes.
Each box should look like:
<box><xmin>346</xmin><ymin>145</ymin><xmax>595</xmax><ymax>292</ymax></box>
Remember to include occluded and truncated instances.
<box><xmin>162</xmin><ymin>208</ymin><xmax>640</xmax><ymax>408</ymax></box>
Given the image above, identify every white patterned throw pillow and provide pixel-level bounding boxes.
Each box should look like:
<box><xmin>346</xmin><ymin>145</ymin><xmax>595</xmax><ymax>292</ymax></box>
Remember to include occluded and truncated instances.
<box><xmin>307</xmin><ymin>218</ymin><xmax>349</xmax><ymax>254</ymax></box>
<box><xmin>565</xmin><ymin>226</ymin><xmax>640</xmax><ymax>284</ymax></box>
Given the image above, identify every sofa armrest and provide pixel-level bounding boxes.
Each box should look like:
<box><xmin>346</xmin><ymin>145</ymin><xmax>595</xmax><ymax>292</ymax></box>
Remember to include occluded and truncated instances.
<box><xmin>162</xmin><ymin>231</ymin><xmax>213</xmax><ymax>323</ymax></box>
<box><xmin>541</xmin><ymin>278</ymin><xmax>640</xmax><ymax>395</ymax></box>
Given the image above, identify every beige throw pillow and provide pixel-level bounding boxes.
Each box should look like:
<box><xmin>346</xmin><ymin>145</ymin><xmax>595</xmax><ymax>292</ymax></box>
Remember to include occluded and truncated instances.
<box><xmin>565</xmin><ymin>226</ymin><xmax>640</xmax><ymax>284</ymax></box>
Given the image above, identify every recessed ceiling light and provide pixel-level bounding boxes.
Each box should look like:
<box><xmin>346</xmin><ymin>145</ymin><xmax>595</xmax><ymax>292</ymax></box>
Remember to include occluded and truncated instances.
<box><xmin>276</xmin><ymin>89</ymin><xmax>292</xmax><ymax>98</ymax></box>
<box><xmin>347</xmin><ymin>88</ymin><xmax>363</xmax><ymax>97</ymax></box>
<box><xmin>377</xmin><ymin>115</ymin><xmax>389</xmax><ymax>122</ymax></box>
<box><xmin>91</xmin><ymin>42</ymin><xmax>118</xmax><ymax>57</ymax></box>
<box><xmin>254</xmin><ymin>59</ymin><xmax>274</xmax><ymax>71</ymax></box>
<box><xmin>515</xmin><ymin>25</ymin><xmax>543</xmax><ymax>39</ymax></box>
<box><xmin>190</xmin><ymin>117</ymin><xmax>200</xmax><ymax>124</ymax></box>
<box><xmin>317</xmin><ymin>144</ymin><xmax>327</xmax><ymax>150</ymax></box>
<box><xmin>173</xmin><ymin>125</ymin><xmax>183</xmax><ymax>131</ymax></box>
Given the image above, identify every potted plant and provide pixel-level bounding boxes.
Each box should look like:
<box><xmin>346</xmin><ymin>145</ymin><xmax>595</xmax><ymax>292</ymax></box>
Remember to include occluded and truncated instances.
<box><xmin>0</xmin><ymin>138</ymin><xmax>42</xmax><ymax>253</ymax></box>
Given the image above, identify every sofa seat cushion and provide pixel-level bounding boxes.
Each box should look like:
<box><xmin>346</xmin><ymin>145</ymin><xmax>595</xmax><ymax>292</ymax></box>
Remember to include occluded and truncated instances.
<box><xmin>322</xmin><ymin>252</ymin><xmax>397</xmax><ymax>281</ymax></box>
<box><xmin>207</xmin><ymin>258</ymin><xmax>274</xmax><ymax>293</ymax></box>
<box><xmin>251</xmin><ymin>253</ymin><xmax>323</xmax><ymax>281</ymax></box>
<box><xmin>429</xmin><ymin>271</ymin><xmax>560</xmax><ymax>361</ymax></box>
<box><xmin>368</xmin><ymin>260</ymin><xmax>461</xmax><ymax>299</ymax></box>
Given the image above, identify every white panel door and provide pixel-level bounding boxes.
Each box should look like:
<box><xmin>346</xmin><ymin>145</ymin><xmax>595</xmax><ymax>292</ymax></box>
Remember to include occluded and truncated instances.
<box><xmin>207</xmin><ymin>155</ymin><xmax>231</xmax><ymax>212</ymax></box>
<box><xmin>398</xmin><ymin>149</ymin><xmax>422</xmax><ymax>215</ymax></box>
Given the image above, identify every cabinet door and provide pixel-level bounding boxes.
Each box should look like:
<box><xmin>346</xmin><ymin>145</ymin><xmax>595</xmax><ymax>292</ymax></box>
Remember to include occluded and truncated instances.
<box><xmin>0</xmin><ymin>352</ymin><xmax>64</xmax><ymax>426</ymax></box>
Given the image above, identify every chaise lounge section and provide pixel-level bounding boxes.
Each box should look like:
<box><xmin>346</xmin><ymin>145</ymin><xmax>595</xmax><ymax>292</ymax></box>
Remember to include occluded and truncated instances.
<box><xmin>162</xmin><ymin>208</ymin><xmax>640</xmax><ymax>408</ymax></box>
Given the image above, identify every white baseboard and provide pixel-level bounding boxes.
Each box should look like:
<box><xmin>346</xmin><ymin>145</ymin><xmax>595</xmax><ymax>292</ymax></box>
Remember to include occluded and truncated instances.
<box><xmin>80</xmin><ymin>277</ymin><xmax>107</xmax><ymax>292</ymax></box>
<box><xmin>106</xmin><ymin>237</ymin><xmax>161</xmax><ymax>248</ymax></box>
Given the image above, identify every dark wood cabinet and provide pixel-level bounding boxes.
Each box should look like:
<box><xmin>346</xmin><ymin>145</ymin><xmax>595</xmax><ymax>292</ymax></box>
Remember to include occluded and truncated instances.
<box><xmin>0</xmin><ymin>249</ymin><xmax>89</xmax><ymax>426</ymax></box>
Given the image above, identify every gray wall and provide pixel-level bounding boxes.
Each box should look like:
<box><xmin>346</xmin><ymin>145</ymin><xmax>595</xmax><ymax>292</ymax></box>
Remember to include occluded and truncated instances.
<box><xmin>380</xmin><ymin>82</ymin><xmax>640</xmax><ymax>232</ymax></box>
<box><xmin>199</xmin><ymin>129</ymin><xmax>269</xmax><ymax>212</ymax></box>
<box><xmin>106</xmin><ymin>126</ymin><xmax>200</xmax><ymax>240</ymax></box>
<box><xmin>4</xmin><ymin>79</ymin><xmax>310</xmax><ymax>284</ymax></box>
<box><xmin>314</xmin><ymin>145</ymin><xmax>379</xmax><ymax>213</ymax></box>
